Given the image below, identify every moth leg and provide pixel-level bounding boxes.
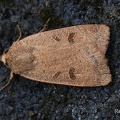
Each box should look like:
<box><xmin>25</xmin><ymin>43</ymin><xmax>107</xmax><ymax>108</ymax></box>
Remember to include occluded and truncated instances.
<box><xmin>52</xmin><ymin>84</ymin><xmax>57</xmax><ymax>90</ymax></box>
<box><xmin>40</xmin><ymin>17</ymin><xmax>50</xmax><ymax>32</ymax></box>
<box><xmin>0</xmin><ymin>71</ymin><xmax>13</xmax><ymax>91</ymax></box>
<box><xmin>16</xmin><ymin>25</ymin><xmax>22</xmax><ymax>41</ymax></box>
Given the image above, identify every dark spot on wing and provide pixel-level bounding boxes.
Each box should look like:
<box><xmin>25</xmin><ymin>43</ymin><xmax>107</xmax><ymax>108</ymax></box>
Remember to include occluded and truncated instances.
<box><xmin>91</xmin><ymin>55</ymin><xmax>98</xmax><ymax>67</ymax></box>
<box><xmin>69</xmin><ymin>68</ymin><xmax>76</xmax><ymax>80</ymax></box>
<box><xmin>83</xmin><ymin>46</ymin><xmax>90</xmax><ymax>55</ymax></box>
<box><xmin>68</xmin><ymin>33</ymin><xmax>75</xmax><ymax>44</ymax></box>
<box><xmin>53</xmin><ymin>71</ymin><xmax>61</xmax><ymax>79</ymax></box>
<box><xmin>52</xmin><ymin>35</ymin><xmax>60</xmax><ymax>42</ymax></box>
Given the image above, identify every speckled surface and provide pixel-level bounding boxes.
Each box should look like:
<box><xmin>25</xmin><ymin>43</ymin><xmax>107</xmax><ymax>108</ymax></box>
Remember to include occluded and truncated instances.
<box><xmin>0</xmin><ymin>0</ymin><xmax>120</xmax><ymax>120</ymax></box>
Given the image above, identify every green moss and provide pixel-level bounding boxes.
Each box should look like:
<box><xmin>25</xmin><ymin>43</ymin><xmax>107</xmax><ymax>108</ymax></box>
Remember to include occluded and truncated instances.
<box><xmin>117</xmin><ymin>21</ymin><xmax>120</xmax><ymax>27</ymax></box>
<box><xmin>40</xmin><ymin>6</ymin><xmax>54</xmax><ymax>24</ymax></box>
<box><xmin>50</xmin><ymin>17</ymin><xmax>63</xmax><ymax>28</ymax></box>
<box><xmin>79</xmin><ymin>0</ymin><xmax>91</xmax><ymax>10</ymax></box>
<box><xmin>41</xmin><ymin>6</ymin><xmax>63</xmax><ymax>29</ymax></box>
<box><xmin>7</xmin><ymin>89</ymin><xmax>15</xmax><ymax>96</ymax></box>
<box><xmin>117</xmin><ymin>8</ymin><xmax>120</xmax><ymax>12</ymax></box>
<box><xmin>0</xmin><ymin>0</ymin><xmax>14</xmax><ymax>6</ymax></box>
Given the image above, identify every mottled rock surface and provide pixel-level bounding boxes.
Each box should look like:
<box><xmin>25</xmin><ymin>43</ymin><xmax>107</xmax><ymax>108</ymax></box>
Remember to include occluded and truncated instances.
<box><xmin>0</xmin><ymin>0</ymin><xmax>120</xmax><ymax>120</ymax></box>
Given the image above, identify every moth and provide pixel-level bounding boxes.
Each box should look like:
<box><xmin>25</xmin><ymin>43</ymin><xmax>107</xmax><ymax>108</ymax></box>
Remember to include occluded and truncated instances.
<box><xmin>0</xmin><ymin>24</ymin><xmax>111</xmax><ymax>90</ymax></box>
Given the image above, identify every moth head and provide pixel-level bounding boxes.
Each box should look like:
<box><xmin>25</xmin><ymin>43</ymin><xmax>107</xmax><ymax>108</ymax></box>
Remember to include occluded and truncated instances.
<box><xmin>1</xmin><ymin>53</ymin><xmax>7</xmax><ymax>65</ymax></box>
<box><xmin>0</xmin><ymin>49</ymin><xmax>8</xmax><ymax>66</ymax></box>
<box><xmin>0</xmin><ymin>49</ymin><xmax>13</xmax><ymax>91</ymax></box>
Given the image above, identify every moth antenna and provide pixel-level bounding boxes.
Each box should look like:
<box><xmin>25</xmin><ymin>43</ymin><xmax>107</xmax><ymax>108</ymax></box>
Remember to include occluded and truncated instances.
<box><xmin>0</xmin><ymin>71</ymin><xmax>13</xmax><ymax>91</ymax></box>
<box><xmin>0</xmin><ymin>47</ymin><xmax>9</xmax><ymax>63</ymax></box>
<box><xmin>17</xmin><ymin>25</ymin><xmax>22</xmax><ymax>41</ymax></box>
<box><xmin>40</xmin><ymin>17</ymin><xmax>50</xmax><ymax>32</ymax></box>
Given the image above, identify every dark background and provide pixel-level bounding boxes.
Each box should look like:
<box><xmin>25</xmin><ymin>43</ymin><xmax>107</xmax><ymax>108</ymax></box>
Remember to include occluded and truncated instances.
<box><xmin>0</xmin><ymin>0</ymin><xmax>120</xmax><ymax>120</ymax></box>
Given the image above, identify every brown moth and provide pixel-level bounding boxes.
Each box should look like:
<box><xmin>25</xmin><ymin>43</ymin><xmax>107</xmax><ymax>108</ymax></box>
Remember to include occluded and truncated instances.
<box><xmin>1</xmin><ymin>24</ymin><xmax>111</xmax><ymax>87</ymax></box>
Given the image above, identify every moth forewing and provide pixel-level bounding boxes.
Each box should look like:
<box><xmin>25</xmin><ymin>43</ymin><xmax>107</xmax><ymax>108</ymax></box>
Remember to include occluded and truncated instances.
<box><xmin>4</xmin><ymin>24</ymin><xmax>111</xmax><ymax>87</ymax></box>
